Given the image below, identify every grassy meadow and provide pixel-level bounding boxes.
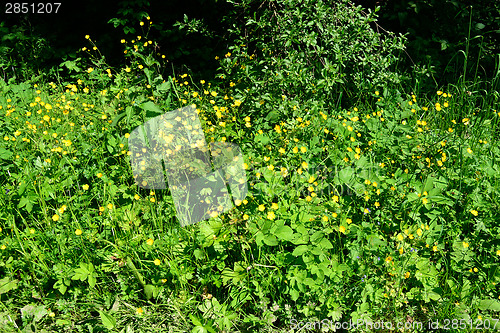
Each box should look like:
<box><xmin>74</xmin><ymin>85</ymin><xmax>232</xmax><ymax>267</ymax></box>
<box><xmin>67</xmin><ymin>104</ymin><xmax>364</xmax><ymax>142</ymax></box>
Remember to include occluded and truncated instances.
<box><xmin>1</xmin><ymin>2</ymin><xmax>500</xmax><ymax>332</ymax></box>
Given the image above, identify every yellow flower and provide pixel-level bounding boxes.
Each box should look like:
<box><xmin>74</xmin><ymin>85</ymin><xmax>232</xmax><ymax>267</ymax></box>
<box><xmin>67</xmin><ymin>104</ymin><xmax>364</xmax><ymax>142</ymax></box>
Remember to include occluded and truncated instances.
<box><xmin>136</xmin><ymin>307</ymin><xmax>144</xmax><ymax>315</ymax></box>
<box><xmin>300</xmin><ymin>146</ymin><xmax>307</xmax><ymax>153</ymax></box>
<box><xmin>308</xmin><ymin>175</ymin><xmax>316</xmax><ymax>183</ymax></box>
<box><xmin>134</xmin><ymin>194</ymin><xmax>140</xmax><ymax>200</ymax></box>
<box><xmin>422</xmin><ymin>198</ymin><xmax>428</xmax><ymax>204</ymax></box>
<box><xmin>302</xmin><ymin>161</ymin><xmax>308</xmax><ymax>169</ymax></box>
<box><xmin>346</xmin><ymin>218</ymin><xmax>352</xmax><ymax>224</ymax></box>
<box><xmin>306</xmin><ymin>196</ymin><xmax>312</xmax><ymax>202</ymax></box>
<box><xmin>85</xmin><ymin>35</ymin><xmax>90</xmax><ymax>39</ymax></box>
<box><xmin>470</xmin><ymin>209</ymin><xmax>478</xmax><ymax>216</ymax></box>
<box><xmin>404</xmin><ymin>272</ymin><xmax>410</xmax><ymax>279</ymax></box>
<box><xmin>146</xmin><ymin>238</ymin><xmax>154</xmax><ymax>246</ymax></box>
<box><xmin>437</xmin><ymin>90</ymin><xmax>443</xmax><ymax>95</ymax></box>
<box><xmin>463</xmin><ymin>241</ymin><xmax>469</xmax><ymax>248</ymax></box>
<box><xmin>322</xmin><ymin>216</ymin><xmax>329</xmax><ymax>222</ymax></box>
<box><xmin>154</xmin><ymin>259</ymin><xmax>161</xmax><ymax>265</ymax></box>
<box><xmin>339</xmin><ymin>225</ymin><xmax>346</xmax><ymax>234</ymax></box>
<box><xmin>97</xmin><ymin>173</ymin><xmax>103</xmax><ymax>178</ymax></box>
<box><xmin>107</xmin><ymin>203</ymin><xmax>113</xmax><ymax>210</ymax></box>
<box><xmin>87</xmin><ymin>67</ymin><xmax>93</xmax><ymax>74</ymax></box>
<box><xmin>243</xmin><ymin>214</ymin><xmax>249</xmax><ymax>220</ymax></box>
<box><xmin>140</xmin><ymin>21</ymin><xmax>144</xmax><ymax>26</ymax></box>
<box><xmin>467</xmin><ymin>148</ymin><xmax>473</xmax><ymax>154</ymax></box>
<box><xmin>258</xmin><ymin>205</ymin><xmax>265</xmax><ymax>212</ymax></box>
<box><xmin>52</xmin><ymin>214</ymin><xmax>59</xmax><ymax>221</ymax></box>
<box><xmin>125</xmin><ymin>67</ymin><xmax>131</xmax><ymax>73</ymax></box>
<box><xmin>82</xmin><ymin>184</ymin><xmax>90</xmax><ymax>191</ymax></box>
<box><xmin>293</xmin><ymin>147</ymin><xmax>299</xmax><ymax>154</ymax></box>
<box><xmin>0</xmin><ymin>245</ymin><xmax>5</xmax><ymax>250</ymax></box>
<box><xmin>75</xmin><ymin>229</ymin><xmax>82</xmax><ymax>236</ymax></box>
<box><xmin>267</xmin><ymin>211</ymin><xmax>276</xmax><ymax>220</ymax></box>
<box><xmin>271</xmin><ymin>203</ymin><xmax>279</xmax><ymax>210</ymax></box>
<box><xmin>433</xmin><ymin>245</ymin><xmax>438</xmax><ymax>252</ymax></box>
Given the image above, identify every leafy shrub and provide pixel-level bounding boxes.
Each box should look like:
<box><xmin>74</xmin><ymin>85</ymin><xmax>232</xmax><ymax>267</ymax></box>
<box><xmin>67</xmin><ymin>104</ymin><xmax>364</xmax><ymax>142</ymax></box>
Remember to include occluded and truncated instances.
<box><xmin>216</xmin><ymin>0</ymin><xmax>407</xmax><ymax>111</ymax></box>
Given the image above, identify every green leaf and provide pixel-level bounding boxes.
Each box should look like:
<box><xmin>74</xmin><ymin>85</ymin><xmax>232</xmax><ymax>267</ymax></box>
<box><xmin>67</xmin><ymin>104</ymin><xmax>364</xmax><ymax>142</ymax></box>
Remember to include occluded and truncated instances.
<box><xmin>99</xmin><ymin>310</ymin><xmax>116</xmax><ymax>329</ymax></box>
<box><xmin>273</xmin><ymin>225</ymin><xmax>294</xmax><ymax>241</ymax></box>
<box><xmin>139</xmin><ymin>101</ymin><xmax>163</xmax><ymax>115</ymax></box>
<box><xmin>478</xmin><ymin>299</ymin><xmax>500</xmax><ymax>311</ymax></box>
<box><xmin>292</xmin><ymin>245</ymin><xmax>309</xmax><ymax>256</ymax></box>
<box><xmin>0</xmin><ymin>147</ymin><xmax>13</xmax><ymax>159</ymax></box>
<box><xmin>0</xmin><ymin>277</ymin><xmax>18</xmax><ymax>294</ymax></box>
<box><xmin>156</xmin><ymin>80</ymin><xmax>171</xmax><ymax>92</ymax></box>
<box><xmin>263</xmin><ymin>233</ymin><xmax>278</xmax><ymax>246</ymax></box>
<box><xmin>144</xmin><ymin>284</ymin><xmax>159</xmax><ymax>300</ymax></box>
<box><xmin>21</xmin><ymin>304</ymin><xmax>47</xmax><ymax>323</ymax></box>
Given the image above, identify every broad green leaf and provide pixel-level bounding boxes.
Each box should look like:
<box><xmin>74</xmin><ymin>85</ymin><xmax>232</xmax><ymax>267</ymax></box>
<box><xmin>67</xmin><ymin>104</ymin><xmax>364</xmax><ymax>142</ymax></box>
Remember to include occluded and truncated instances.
<box><xmin>0</xmin><ymin>147</ymin><xmax>13</xmax><ymax>159</ymax></box>
<box><xmin>292</xmin><ymin>245</ymin><xmax>309</xmax><ymax>256</ymax></box>
<box><xmin>139</xmin><ymin>101</ymin><xmax>163</xmax><ymax>114</ymax></box>
<box><xmin>0</xmin><ymin>277</ymin><xmax>18</xmax><ymax>294</ymax></box>
<box><xmin>273</xmin><ymin>225</ymin><xmax>294</xmax><ymax>241</ymax></box>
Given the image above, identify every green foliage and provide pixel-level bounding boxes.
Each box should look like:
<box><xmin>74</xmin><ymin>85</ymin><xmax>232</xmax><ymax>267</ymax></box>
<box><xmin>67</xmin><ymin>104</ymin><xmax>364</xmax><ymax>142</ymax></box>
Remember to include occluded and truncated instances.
<box><xmin>0</xmin><ymin>21</ymin><xmax>52</xmax><ymax>82</ymax></box>
<box><xmin>0</xmin><ymin>1</ymin><xmax>500</xmax><ymax>332</ymax></box>
<box><xmin>218</xmin><ymin>0</ymin><xmax>407</xmax><ymax>110</ymax></box>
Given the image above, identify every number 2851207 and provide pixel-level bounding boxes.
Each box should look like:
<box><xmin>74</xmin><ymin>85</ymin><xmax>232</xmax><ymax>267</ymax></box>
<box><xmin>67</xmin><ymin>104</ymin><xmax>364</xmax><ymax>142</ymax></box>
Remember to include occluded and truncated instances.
<box><xmin>5</xmin><ymin>3</ymin><xmax>61</xmax><ymax>14</ymax></box>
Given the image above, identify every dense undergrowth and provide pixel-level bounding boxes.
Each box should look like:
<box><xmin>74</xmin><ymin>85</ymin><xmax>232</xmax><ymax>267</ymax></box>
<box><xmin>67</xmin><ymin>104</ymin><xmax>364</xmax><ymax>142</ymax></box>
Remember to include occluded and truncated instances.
<box><xmin>1</xmin><ymin>1</ymin><xmax>500</xmax><ymax>332</ymax></box>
